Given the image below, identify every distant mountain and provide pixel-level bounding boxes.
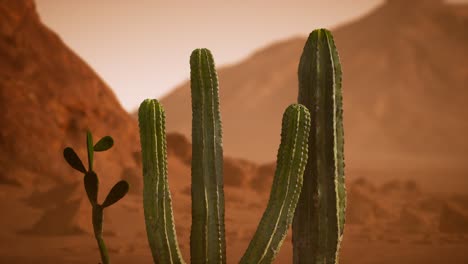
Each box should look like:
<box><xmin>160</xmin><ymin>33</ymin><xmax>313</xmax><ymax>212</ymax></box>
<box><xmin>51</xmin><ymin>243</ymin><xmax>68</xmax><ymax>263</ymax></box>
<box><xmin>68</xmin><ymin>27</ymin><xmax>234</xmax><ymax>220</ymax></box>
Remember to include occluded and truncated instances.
<box><xmin>160</xmin><ymin>0</ymin><xmax>468</xmax><ymax>169</ymax></box>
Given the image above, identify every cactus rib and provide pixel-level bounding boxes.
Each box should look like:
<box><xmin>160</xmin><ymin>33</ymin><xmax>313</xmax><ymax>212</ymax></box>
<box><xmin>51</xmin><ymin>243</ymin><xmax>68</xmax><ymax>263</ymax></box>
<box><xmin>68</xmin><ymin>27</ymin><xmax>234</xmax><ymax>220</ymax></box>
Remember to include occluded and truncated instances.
<box><xmin>240</xmin><ymin>104</ymin><xmax>311</xmax><ymax>264</ymax></box>
<box><xmin>190</xmin><ymin>48</ymin><xmax>226</xmax><ymax>264</ymax></box>
<box><xmin>138</xmin><ymin>99</ymin><xmax>185</xmax><ymax>264</ymax></box>
<box><xmin>292</xmin><ymin>28</ymin><xmax>346</xmax><ymax>264</ymax></box>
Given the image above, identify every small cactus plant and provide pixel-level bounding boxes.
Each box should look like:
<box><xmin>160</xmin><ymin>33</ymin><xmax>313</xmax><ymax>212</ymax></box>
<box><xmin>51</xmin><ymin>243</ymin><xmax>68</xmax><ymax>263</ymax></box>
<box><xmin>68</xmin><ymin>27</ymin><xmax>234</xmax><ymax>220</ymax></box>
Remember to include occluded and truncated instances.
<box><xmin>138</xmin><ymin>49</ymin><xmax>311</xmax><ymax>264</ymax></box>
<box><xmin>63</xmin><ymin>131</ymin><xmax>129</xmax><ymax>264</ymax></box>
<box><xmin>292</xmin><ymin>28</ymin><xmax>346</xmax><ymax>264</ymax></box>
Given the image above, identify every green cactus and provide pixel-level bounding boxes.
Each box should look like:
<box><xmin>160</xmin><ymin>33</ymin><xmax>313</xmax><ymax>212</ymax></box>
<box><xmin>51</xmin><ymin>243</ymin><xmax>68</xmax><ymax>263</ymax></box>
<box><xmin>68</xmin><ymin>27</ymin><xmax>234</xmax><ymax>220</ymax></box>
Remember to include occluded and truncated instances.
<box><xmin>189</xmin><ymin>48</ymin><xmax>227</xmax><ymax>263</ymax></box>
<box><xmin>240</xmin><ymin>104</ymin><xmax>310</xmax><ymax>263</ymax></box>
<box><xmin>139</xmin><ymin>99</ymin><xmax>185</xmax><ymax>264</ymax></box>
<box><xmin>63</xmin><ymin>131</ymin><xmax>129</xmax><ymax>264</ymax></box>
<box><xmin>138</xmin><ymin>49</ymin><xmax>311</xmax><ymax>264</ymax></box>
<box><xmin>292</xmin><ymin>28</ymin><xmax>346</xmax><ymax>264</ymax></box>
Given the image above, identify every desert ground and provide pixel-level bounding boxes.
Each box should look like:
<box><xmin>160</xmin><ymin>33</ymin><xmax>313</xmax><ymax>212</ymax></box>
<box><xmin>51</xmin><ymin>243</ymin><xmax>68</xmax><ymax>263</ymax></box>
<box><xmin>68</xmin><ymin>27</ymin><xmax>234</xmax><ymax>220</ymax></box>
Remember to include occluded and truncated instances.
<box><xmin>1</xmin><ymin>155</ymin><xmax>468</xmax><ymax>263</ymax></box>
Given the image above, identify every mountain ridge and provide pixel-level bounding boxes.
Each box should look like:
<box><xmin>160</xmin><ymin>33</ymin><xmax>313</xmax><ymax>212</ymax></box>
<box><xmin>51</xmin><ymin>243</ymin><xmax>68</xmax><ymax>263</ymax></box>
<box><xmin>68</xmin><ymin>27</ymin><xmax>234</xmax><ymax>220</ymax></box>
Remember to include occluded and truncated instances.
<box><xmin>160</xmin><ymin>0</ymin><xmax>468</xmax><ymax>167</ymax></box>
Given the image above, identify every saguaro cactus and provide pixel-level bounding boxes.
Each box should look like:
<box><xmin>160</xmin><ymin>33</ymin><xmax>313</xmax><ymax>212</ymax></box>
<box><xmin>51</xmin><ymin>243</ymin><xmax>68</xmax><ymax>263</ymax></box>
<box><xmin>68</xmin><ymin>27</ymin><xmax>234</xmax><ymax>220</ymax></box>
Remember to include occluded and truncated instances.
<box><xmin>292</xmin><ymin>29</ymin><xmax>346</xmax><ymax>264</ymax></box>
<box><xmin>63</xmin><ymin>131</ymin><xmax>129</xmax><ymax>264</ymax></box>
<box><xmin>138</xmin><ymin>49</ymin><xmax>311</xmax><ymax>264</ymax></box>
<box><xmin>190</xmin><ymin>48</ymin><xmax>226</xmax><ymax>264</ymax></box>
<box><xmin>240</xmin><ymin>104</ymin><xmax>310</xmax><ymax>264</ymax></box>
<box><xmin>139</xmin><ymin>99</ymin><xmax>185</xmax><ymax>264</ymax></box>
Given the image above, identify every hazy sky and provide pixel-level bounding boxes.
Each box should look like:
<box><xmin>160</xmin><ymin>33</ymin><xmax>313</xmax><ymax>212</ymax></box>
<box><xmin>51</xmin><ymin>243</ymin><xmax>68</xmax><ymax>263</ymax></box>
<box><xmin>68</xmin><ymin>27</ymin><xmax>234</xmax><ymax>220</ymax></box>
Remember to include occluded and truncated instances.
<box><xmin>34</xmin><ymin>0</ymin><xmax>463</xmax><ymax>110</ymax></box>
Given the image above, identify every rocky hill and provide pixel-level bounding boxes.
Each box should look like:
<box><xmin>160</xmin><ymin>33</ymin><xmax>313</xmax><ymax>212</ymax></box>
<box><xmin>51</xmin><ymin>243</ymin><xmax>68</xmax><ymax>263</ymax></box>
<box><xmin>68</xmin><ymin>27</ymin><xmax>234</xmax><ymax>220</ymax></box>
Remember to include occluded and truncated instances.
<box><xmin>0</xmin><ymin>0</ymin><xmax>141</xmax><ymax>192</ymax></box>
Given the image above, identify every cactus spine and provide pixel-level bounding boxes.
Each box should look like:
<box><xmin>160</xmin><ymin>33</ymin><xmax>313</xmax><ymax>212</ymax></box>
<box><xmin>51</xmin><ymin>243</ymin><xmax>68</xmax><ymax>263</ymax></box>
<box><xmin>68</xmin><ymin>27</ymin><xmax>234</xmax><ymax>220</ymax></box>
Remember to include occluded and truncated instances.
<box><xmin>240</xmin><ymin>104</ymin><xmax>310</xmax><ymax>264</ymax></box>
<box><xmin>63</xmin><ymin>131</ymin><xmax>129</xmax><ymax>264</ymax></box>
<box><xmin>138</xmin><ymin>99</ymin><xmax>185</xmax><ymax>264</ymax></box>
<box><xmin>190</xmin><ymin>48</ymin><xmax>226</xmax><ymax>264</ymax></box>
<box><xmin>292</xmin><ymin>28</ymin><xmax>346</xmax><ymax>264</ymax></box>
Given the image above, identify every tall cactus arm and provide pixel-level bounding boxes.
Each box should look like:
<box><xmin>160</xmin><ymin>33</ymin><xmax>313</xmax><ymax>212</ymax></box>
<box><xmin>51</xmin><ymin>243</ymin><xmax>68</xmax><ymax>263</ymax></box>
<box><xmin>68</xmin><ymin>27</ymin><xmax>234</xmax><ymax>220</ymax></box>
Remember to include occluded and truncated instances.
<box><xmin>190</xmin><ymin>48</ymin><xmax>226</xmax><ymax>264</ymax></box>
<box><xmin>240</xmin><ymin>104</ymin><xmax>311</xmax><ymax>264</ymax></box>
<box><xmin>138</xmin><ymin>99</ymin><xmax>185</xmax><ymax>264</ymax></box>
<box><xmin>292</xmin><ymin>28</ymin><xmax>346</xmax><ymax>264</ymax></box>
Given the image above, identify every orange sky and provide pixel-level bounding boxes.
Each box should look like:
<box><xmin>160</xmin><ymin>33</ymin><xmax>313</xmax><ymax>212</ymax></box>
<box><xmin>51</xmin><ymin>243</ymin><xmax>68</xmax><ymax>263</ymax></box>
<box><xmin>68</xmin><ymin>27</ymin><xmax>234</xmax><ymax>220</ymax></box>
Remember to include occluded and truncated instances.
<box><xmin>34</xmin><ymin>0</ymin><xmax>463</xmax><ymax>110</ymax></box>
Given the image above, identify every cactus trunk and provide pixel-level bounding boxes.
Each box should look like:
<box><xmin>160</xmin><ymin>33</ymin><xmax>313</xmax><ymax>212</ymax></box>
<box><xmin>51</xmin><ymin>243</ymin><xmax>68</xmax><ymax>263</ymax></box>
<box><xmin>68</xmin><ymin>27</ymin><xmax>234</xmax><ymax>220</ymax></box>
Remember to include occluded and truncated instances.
<box><xmin>292</xmin><ymin>29</ymin><xmax>346</xmax><ymax>264</ymax></box>
<box><xmin>139</xmin><ymin>99</ymin><xmax>185</xmax><ymax>264</ymax></box>
<box><xmin>240</xmin><ymin>104</ymin><xmax>310</xmax><ymax>264</ymax></box>
<box><xmin>92</xmin><ymin>205</ymin><xmax>109</xmax><ymax>264</ymax></box>
<box><xmin>190</xmin><ymin>48</ymin><xmax>226</xmax><ymax>264</ymax></box>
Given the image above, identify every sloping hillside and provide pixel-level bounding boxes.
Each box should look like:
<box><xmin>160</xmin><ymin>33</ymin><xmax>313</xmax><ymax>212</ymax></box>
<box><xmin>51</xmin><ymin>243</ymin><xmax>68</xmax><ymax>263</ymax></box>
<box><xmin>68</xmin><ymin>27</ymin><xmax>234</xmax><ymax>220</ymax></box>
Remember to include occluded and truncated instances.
<box><xmin>161</xmin><ymin>0</ymin><xmax>468</xmax><ymax>172</ymax></box>
<box><xmin>0</xmin><ymin>0</ymin><xmax>141</xmax><ymax>192</ymax></box>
